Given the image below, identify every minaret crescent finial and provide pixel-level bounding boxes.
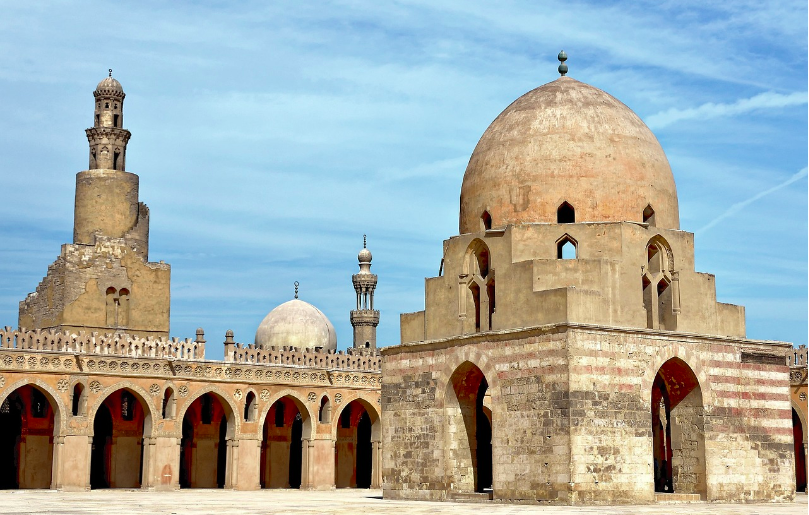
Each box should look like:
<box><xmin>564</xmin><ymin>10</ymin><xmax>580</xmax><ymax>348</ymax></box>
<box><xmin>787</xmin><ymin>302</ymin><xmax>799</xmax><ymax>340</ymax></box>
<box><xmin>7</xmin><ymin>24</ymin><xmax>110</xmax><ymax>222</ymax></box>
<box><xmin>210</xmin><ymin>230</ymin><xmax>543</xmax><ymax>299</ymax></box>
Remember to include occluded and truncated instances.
<box><xmin>109</xmin><ymin>68</ymin><xmax>113</xmax><ymax>77</ymax></box>
<box><xmin>363</xmin><ymin>234</ymin><xmax>367</xmax><ymax>249</ymax></box>
<box><xmin>557</xmin><ymin>51</ymin><xmax>568</xmax><ymax>76</ymax></box>
<box><xmin>294</xmin><ymin>281</ymin><xmax>299</xmax><ymax>299</ymax></box>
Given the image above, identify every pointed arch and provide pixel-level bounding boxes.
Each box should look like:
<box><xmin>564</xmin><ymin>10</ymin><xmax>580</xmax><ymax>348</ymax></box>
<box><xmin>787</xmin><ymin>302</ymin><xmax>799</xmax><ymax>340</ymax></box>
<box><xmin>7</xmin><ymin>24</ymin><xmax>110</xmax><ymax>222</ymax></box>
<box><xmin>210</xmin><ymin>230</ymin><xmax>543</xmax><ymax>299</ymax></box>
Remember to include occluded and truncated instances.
<box><xmin>643</xmin><ymin>204</ymin><xmax>656</xmax><ymax>227</ymax></box>
<box><xmin>87</xmin><ymin>382</ymin><xmax>157</xmax><ymax>436</ymax></box>
<box><xmin>557</xmin><ymin>201</ymin><xmax>575</xmax><ymax>223</ymax></box>
<box><xmin>318</xmin><ymin>395</ymin><xmax>331</xmax><ymax>424</ymax></box>
<box><xmin>0</xmin><ymin>381</ymin><xmax>62</xmax><ymax>489</ymax></box>
<box><xmin>176</xmin><ymin>385</ymin><xmax>240</xmax><ymax>437</ymax></box>
<box><xmin>556</xmin><ymin>233</ymin><xmax>578</xmax><ymax>259</ymax></box>
<box><xmin>0</xmin><ymin>378</ymin><xmax>66</xmax><ymax>432</ymax></box>
<box><xmin>444</xmin><ymin>360</ymin><xmax>492</xmax><ymax>493</ymax></box>
<box><xmin>643</xmin><ymin>235</ymin><xmax>679</xmax><ymax>330</ymax></box>
<box><xmin>88</xmin><ymin>384</ymin><xmax>154</xmax><ymax>489</ymax></box>
<box><xmin>481</xmin><ymin>210</ymin><xmax>492</xmax><ymax>231</ymax></box>
<box><xmin>461</xmin><ymin>239</ymin><xmax>495</xmax><ymax>333</ymax></box>
<box><xmin>256</xmin><ymin>390</ymin><xmax>313</xmax><ymax>437</ymax></box>
<box><xmin>178</xmin><ymin>388</ymin><xmax>237</xmax><ymax>489</ymax></box>
<box><xmin>650</xmin><ymin>357</ymin><xmax>706</xmax><ymax>497</ymax></box>
<box><xmin>333</xmin><ymin>398</ymin><xmax>380</xmax><ymax>488</ymax></box>
<box><xmin>259</xmin><ymin>390</ymin><xmax>315</xmax><ymax>489</ymax></box>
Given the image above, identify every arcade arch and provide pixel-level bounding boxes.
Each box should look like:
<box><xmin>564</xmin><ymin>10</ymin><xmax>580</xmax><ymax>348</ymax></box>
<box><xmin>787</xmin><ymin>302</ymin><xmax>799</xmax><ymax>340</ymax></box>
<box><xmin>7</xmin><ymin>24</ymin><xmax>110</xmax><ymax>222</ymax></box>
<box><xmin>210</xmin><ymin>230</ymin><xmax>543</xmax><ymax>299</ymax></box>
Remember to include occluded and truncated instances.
<box><xmin>0</xmin><ymin>384</ymin><xmax>58</xmax><ymax>489</ymax></box>
<box><xmin>444</xmin><ymin>361</ymin><xmax>492</xmax><ymax>494</ymax></box>
<box><xmin>651</xmin><ymin>357</ymin><xmax>706</xmax><ymax>497</ymax></box>
<box><xmin>89</xmin><ymin>387</ymin><xmax>152</xmax><ymax>489</ymax></box>
<box><xmin>260</xmin><ymin>394</ymin><xmax>312</xmax><ymax>489</ymax></box>
<box><xmin>793</xmin><ymin>404</ymin><xmax>807</xmax><ymax>492</ymax></box>
<box><xmin>179</xmin><ymin>391</ymin><xmax>235</xmax><ymax>488</ymax></box>
<box><xmin>334</xmin><ymin>398</ymin><xmax>380</xmax><ymax>488</ymax></box>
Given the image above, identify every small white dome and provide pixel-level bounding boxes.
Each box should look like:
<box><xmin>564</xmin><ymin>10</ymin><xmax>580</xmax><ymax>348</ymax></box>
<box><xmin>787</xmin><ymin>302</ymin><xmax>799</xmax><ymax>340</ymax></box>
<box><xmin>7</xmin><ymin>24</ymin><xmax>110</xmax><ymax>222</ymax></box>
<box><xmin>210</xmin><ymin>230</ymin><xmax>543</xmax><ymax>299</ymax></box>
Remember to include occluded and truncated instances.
<box><xmin>254</xmin><ymin>299</ymin><xmax>337</xmax><ymax>351</ymax></box>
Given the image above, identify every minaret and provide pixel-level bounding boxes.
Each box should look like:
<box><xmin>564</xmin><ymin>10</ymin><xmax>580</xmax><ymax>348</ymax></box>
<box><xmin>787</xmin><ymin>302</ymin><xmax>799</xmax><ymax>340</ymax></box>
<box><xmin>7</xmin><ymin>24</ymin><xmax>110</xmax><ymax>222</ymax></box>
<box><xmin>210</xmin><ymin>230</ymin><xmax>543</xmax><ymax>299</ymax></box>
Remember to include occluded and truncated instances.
<box><xmin>350</xmin><ymin>235</ymin><xmax>379</xmax><ymax>350</ymax></box>
<box><xmin>19</xmin><ymin>72</ymin><xmax>170</xmax><ymax>339</ymax></box>
<box><xmin>74</xmin><ymin>70</ymin><xmax>149</xmax><ymax>258</ymax></box>
<box><xmin>87</xmin><ymin>69</ymin><xmax>131</xmax><ymax>171</ymax></box>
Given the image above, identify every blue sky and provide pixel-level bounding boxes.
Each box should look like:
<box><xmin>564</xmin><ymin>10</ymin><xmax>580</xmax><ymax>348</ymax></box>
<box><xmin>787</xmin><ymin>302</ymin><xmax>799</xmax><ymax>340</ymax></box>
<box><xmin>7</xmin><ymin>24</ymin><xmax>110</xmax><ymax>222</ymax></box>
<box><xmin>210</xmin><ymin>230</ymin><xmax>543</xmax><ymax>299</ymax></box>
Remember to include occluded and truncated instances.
<box><xmin>0</xmin><ymin>1</ymin><xmax>806</xmax><ymax>360</ymax></box>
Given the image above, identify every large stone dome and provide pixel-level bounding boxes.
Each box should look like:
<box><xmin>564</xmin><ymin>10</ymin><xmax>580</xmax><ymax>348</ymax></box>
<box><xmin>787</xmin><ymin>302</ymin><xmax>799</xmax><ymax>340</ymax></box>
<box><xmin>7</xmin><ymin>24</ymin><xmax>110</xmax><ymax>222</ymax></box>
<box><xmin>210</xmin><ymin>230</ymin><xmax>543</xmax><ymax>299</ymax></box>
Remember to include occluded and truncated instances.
<box><xmin>459</xmin><ymin>76</ymin><xmax>679</xmax><ymax>234</ymax></box>
<box><xmin>254</xmin><ymin>299</ymin><xmax>337</xmax><ymax>351</ymax></box>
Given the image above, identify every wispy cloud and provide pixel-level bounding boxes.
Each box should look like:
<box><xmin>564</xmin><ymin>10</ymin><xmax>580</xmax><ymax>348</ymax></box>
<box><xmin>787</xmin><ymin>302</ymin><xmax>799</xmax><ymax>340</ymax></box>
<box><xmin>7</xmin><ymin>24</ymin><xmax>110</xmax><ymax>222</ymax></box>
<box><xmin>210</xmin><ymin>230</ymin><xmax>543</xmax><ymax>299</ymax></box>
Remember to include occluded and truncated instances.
<box><xmin>647</xmin><ymin>91</ymin><xmax>808</xmax><ymax>129</ymax></box>
<box><xmin>696</xmin><ymin>167</ymin><xmax>808</xmax><ymax>235</ymax></box>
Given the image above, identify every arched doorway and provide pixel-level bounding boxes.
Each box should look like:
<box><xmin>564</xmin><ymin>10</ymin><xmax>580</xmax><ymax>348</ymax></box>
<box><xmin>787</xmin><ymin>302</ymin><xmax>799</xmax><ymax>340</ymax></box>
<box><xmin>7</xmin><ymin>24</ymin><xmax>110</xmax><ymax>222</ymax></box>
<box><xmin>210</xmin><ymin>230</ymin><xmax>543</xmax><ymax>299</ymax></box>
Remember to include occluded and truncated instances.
<box><xmin>261</xmin><ymin>395</ymin><xmax>310</xmax><ymax>489</ymax></box>
<box><xmin>651</xmin><ymin>358</ymin><xmax>706</xmax><ymax>497</ymax></box>
<box><xmin>445</xmin><ymin>361</ymin><xmax>492</xmax><ymax>494</ymax></box>
<box><xmin>179</xmin><ymin>392</ymin><xmax>233</xmax><ymax>488</ymax></box>
<box><xmin>90</xmin><ymin>388</ymin><xmax>149</xmax><ymax>489</ymax></box>
<box><xmin>0</xmin><ymin>385</ymin><xmax>57</xmax><ymax>489</ymax></box>
<box><xmin>793</xmin><ymin>408</ymin><xmax>807</xmax><ymax>492</ymax></box>
<box><xmin>335</xmin><ymin>399</ymin><xmax>378</xmax><ymax>488</ymax></box>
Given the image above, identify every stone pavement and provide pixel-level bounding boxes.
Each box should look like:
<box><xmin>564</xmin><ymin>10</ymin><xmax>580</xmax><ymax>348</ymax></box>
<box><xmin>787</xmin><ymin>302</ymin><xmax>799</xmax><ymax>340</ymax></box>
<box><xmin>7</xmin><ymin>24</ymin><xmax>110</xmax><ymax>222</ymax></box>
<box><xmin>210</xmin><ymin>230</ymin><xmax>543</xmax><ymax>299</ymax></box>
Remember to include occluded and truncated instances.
<box><xmin>0</xmin><ymin>489</ymin><xmax>805</xmax><ymax>515</ymax></box>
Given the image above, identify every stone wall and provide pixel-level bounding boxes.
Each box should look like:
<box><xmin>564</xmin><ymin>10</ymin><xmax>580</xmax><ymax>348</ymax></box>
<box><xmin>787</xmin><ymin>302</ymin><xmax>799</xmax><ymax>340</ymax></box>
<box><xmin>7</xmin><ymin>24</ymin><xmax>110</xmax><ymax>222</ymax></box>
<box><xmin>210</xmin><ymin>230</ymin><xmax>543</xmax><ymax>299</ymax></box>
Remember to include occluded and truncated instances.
<box><xmin>18</xmin><ymin>237</ymin><xmax>170</xmax><ymax>339</ymax></box>
<box><xmin>382</xmin><ymin>323</ymin><xmax>794</xmax><ymax>504</ymax></box>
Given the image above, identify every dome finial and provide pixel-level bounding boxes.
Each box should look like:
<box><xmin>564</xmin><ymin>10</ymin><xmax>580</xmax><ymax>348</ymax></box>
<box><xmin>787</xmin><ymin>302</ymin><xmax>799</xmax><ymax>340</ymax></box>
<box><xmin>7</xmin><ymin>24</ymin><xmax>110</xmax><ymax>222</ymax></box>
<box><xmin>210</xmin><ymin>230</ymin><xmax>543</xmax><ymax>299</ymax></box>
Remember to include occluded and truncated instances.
<box><xmin>557</xmin><ymin>51</ymin><xmax>568</xmax><ymax>76</ymax></box>
<box><xmin>108</xmin><ymin>68</ymin><xmax>113</xmax><ymax>77</ymax></box>
<box><xmin>294</xmin><ymin>281</ymin><xmax>299</xmax><ymax>299</ymax></box>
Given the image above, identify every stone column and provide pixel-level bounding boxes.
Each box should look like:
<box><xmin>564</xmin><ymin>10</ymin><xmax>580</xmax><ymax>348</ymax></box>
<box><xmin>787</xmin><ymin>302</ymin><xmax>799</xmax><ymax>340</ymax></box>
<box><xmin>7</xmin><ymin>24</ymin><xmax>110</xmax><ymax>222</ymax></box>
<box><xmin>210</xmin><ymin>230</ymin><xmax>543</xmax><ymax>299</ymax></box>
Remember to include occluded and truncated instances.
<box><xmin>234</xmin><ymin>437</ymin><xmax>261</xmax><ymax>491</ymax></box>
<box><xmin>301</xmin><ymin>438</ymin><xmax>315</xmax><ymax>489</ymax></box>
<box><xmin>141</xmin><ymin>436</ymin><xmax>154</xmax><ymax>489</ymax></box>
<box><xmin>371</xmin><ymin>440</ymin><xmax>382</xmax><ymax>488</ymax></box>
<box><xmin>226</xmin><ymin>439</ymin><xmax>238</xmax><ymax>489</ymax></box>
<box><xmin>671</xmin><ymin>272</ymin><xmax>681</xmax><ymax>314</ymax></box>
<box><xmin>51</xmin><ymin>435</ymin><xmax>64</xmax><ymax>489</ymax></box>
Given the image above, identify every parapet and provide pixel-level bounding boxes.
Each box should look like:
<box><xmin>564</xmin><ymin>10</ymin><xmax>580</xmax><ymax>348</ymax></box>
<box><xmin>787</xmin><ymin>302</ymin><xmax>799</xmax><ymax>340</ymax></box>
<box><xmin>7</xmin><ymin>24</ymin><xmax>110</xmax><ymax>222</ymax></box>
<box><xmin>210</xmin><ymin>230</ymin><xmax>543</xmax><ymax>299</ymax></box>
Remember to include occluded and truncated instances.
<box><xmin>224</xmin><ymin>335</ymin><xmax>381</xmax><ymax>372</ymax></box>
<box><xmin>0</xmin><ymin>327</ymin><xmax>204</xmax><ymax>360</ymax></box>
<box><xmin>789</xmin><ymin>345</ymin><xmax>807</xmax><ymax>368</ymax></box>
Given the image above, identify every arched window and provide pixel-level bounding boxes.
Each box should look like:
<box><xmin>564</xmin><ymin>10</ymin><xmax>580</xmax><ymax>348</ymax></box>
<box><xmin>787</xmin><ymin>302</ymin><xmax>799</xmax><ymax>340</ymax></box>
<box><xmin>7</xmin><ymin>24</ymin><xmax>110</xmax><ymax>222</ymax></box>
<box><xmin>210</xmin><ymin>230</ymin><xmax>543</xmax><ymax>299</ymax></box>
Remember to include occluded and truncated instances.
<box><xmin>72</xmin><ymin>383</ymin><xmax>86</xmax><ymax>416</ymax></box>
<box><xmin>319</xmin><ymin>396</ymin><xmax>331</xmax><ymax>424</ymax></box>
<box><xmin>105</xmin><ymin>287</ymin><xmax>117</xmax><ymax>327</ymax></box>
<box><xmin>643</xmin><ymin>204</ymin><xmax>656</xmax><ymax>227</ymax></box>
<box><xmin>341</xmin><ymin>405</ymin><xmax>352</xmax><ymax>429</ymax></box>
<box><xmin>244</xmin><ymin>391</ymin><xmax>257</xmax><ymax>422</ymax></box>
<box><xmin>274</xmin><ymin>402</ymin><xmax>285</xmax><ymax>427</ymax></box>
<box><xmin>460</xmin><ymin>239</ymin><xmax>495</xmax><ymax>333</ymax></box>
<box><xmin>642</xmin><ymin>236</ymin><xmax>679</xmax><ymax>331</ymax></box>
<box><xmin>31</xmin><ymin>388</ymin><xmax>49</xmax><ymax>418</ymax></box>
<box><xmin>162</xmin><ymin>388</ymin><xmax>176</xmax><ymax>419</ymax></box>
<box><xmin>121</xmin><ymin>390</ymin><xmax>135</xmax><ymax>421</ymax></box>
<box><xmin>481</xmin><ymin>211</ymin><xmax>492</xmax><ymax>231</ymax></box>
<box><xmin>118</xmin><ymin>288</ymin><xmax>130</xmax><ymax>327</ymax></box>
<box><xmin>557</xmin><ymin>201</ymin><xmax>575</xmax><ymax>224</ymax></box>
<box><xmin>556</xmin><ymin>234</ymin><xmax>577</xmax><ymax>259</ymax></box>
<box><xmin>201</xmin><ymin>394</ymin><xmax>213</xmax><ymax>425</ymax></box>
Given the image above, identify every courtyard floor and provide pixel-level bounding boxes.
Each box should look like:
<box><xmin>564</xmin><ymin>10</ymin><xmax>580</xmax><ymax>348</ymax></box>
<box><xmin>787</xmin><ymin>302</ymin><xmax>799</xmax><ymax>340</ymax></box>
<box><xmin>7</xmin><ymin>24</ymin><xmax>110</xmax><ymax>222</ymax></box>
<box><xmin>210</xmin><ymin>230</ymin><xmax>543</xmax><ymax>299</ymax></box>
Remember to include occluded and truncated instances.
<box><xmin>0</xmin><ymin>489</ymin><xmax>805</xmax><ymax>515</ymax></box>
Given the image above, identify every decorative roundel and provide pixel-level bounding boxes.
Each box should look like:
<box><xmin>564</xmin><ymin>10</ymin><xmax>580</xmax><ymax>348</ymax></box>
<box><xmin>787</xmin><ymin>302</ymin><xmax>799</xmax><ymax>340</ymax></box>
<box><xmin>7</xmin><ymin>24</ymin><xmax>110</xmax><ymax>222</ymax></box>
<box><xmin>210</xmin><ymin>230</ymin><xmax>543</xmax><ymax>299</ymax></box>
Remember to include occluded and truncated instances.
<box><xmin>89</xmin><ymin>380</ymin><xmax>102</xmax><ymax>394</ymax></box>
<box><xmin>334</xmin><ymin>393</ymin><xmax>342</xmax><ymax>404</ymax></box>
<box><xmin>0</xmin><ymin>375</ymin><xmax>6</xmax><ymax>388</ymax></box>
<box><xmin>179</xmin><ymin>385</ymin><xmax>189</xmax><ymax>398</ymax></box>
<box><xmin>233</xmin><ymin>389</ymin><xmax>243</xmax><ymax>401</ymax></box>
<box><xmin>801</xmin><ymin>392</ymin><xmax>807</xmax><ymax>402</ymax></box>
<box><xmin>308</xmin><ymin>392</ymin><xmax>316</xmax><ymax>402</ymax></box>
<box><xmin>260</xmin><ymin>389</ymin><xmax>270</xmax><ymax>402</ymax></box>
<box><xmin>149</xmin><ymin>384</ymin><xmax>161</xmax><ymax>396</ymax></box>
<box><xmin>57</xmin><ymin>379</ymin><xmax>69</xmax><ymax>392</ymax></box>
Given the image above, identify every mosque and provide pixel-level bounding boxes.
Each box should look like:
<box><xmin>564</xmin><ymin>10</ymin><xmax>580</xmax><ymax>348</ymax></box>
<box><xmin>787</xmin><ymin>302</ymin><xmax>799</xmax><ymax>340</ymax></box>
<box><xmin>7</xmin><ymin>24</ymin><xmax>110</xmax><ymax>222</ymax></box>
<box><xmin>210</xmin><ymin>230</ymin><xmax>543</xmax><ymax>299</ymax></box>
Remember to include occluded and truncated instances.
<box><xmin>0</xmin><ymin>55</ymin><xmax>805</xmax><ymax>504</ymax></box>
